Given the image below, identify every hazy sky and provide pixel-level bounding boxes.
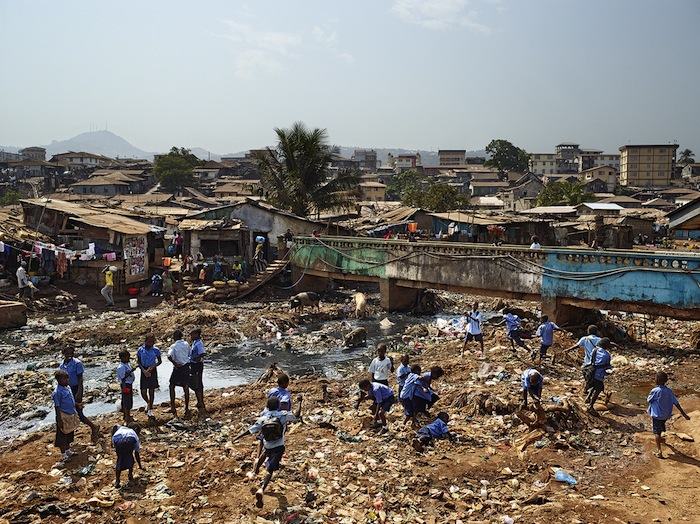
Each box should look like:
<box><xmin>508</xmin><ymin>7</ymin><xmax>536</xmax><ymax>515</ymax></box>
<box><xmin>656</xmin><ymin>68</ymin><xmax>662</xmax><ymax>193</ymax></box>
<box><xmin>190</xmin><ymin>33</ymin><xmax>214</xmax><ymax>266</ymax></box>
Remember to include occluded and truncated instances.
<box><xmin>1</xmin><ymin>0</ymin><xmax>698</xmax><ymax>154</ymax></box>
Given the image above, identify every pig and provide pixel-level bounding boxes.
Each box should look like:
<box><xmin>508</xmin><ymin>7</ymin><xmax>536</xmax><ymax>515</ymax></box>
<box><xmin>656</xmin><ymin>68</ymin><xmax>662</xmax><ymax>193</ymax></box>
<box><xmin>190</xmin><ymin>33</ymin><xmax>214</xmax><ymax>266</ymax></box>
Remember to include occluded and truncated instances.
<box><xmin>343</xmin><ymin>327</ymin><xmax>367</xmax><ymax>348</ymax></box>
<box><xmin>353</xmin><ymin>292</ymin><xmax>367</xmax><ymax>318</ymax></box>
<box><xmin>290</xmin><ymin>292</ymin><xmax>320</xmax><ymax>314</ymax></box>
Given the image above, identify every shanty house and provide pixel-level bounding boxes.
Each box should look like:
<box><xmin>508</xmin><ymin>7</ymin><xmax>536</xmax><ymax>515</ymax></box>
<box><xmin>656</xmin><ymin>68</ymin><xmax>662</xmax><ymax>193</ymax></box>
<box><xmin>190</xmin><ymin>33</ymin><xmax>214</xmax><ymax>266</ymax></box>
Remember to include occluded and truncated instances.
<box><xmin>20</xmin><ymin>199</ymin><xmax>162</xmax><ymax>289</ymax></box>
<box><xmin>178</xmin><ymin>218</ymin><xmax>249</xmax><ymax>263</ymax></box>
<box><xmin>667</xmin><ymin>196</ymin><xmax>700</xmax><ymax>239</ymax></box>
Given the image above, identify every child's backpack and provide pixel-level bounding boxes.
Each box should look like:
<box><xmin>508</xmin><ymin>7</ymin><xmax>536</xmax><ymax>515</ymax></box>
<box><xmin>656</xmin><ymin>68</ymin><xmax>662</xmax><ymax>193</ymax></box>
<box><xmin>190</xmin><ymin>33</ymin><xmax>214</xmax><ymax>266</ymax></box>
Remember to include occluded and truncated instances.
<box><xmin>261</xmin><ymin>415</ymin><xmax>284</xmax><ymax>442</ymax></box>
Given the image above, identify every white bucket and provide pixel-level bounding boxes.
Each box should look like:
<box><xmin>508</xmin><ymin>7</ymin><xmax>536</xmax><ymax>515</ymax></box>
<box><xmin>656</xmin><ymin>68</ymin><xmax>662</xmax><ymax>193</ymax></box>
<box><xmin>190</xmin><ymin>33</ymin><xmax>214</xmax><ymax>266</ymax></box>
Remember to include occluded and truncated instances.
<box><xmin>129</xmin><ymin>298</ymin><xmax>138</xmax><ymax>308</ymax></box>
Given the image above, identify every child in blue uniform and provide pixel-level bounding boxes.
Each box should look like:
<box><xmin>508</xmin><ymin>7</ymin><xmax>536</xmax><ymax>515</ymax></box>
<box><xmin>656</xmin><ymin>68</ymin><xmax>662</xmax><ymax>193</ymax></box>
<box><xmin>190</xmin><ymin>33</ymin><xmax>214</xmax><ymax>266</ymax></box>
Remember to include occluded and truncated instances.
<box><xmin>111</xmin><ymin>424</ymin><xmax>143</xmax><ymax>488</ymax></box>
<box><xmin>357</xmin><ymin>379</ymin><xmax>396</xmax><ymax>433</ymax></box>
<box><xmin>396</xmin><ymin>354</ymin><xmax>411</xmax><ymax>397</ymax></box>
<box><xmin>412</xmin><ymin>412</ymin><xmax>453</xmax><ymax>452</ymax></box>
<box><xmin>647</xmin><ymin>371</ymin><xmax>690</xmax><ymax>458</ymax></box>
<box><xmin>116</xmin><ymin>350</ymin><xmax>135</xmax><ymax>423</ymax></box>
<box><xmin>52</xmin><ymin>370</ymin><xmax>79</xmax><ymax>461</ymax></box>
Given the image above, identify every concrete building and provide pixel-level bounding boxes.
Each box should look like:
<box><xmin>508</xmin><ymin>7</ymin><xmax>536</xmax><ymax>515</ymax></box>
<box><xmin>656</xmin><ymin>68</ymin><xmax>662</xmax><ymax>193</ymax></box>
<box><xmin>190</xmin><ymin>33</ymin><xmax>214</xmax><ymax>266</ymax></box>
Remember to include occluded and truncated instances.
<box><xmin>19</xmin><ymin>147</ymin><xmax>46</xmax><ymax>161</ymax></box>
<box><xmin>438</xmin><ymin>149</ymin><xmax>466</xmax><ymax>167</ymax></box>
<box><xmin>682</xmin><ymin>163</ymin><xmax>700</xmax><ymax>179</ymax></box>
<box><xmin>50</xmin><ymin>151</ymin><xmax>112</xmax><ymax>168</ymax></box>
<box><xmin>358</xmin><ymin>181</ymin><xmax>387</xmax><ymax>202</ymax></box>
<box><xmin>580</xmin><ymin>165</ymin><xmax>618</xmax><ymax>192</ymax></box>
<box><xmin>469</xmin><ymin>181</ymin><xmax>509</xmax><ymax>197</ymax></box>
<box><xmin>619</xmin><ymin>144</ymin><xmax>678</xmax><ymax>187</ymax></box>
<box><xmin>529</xmin><ymin>144</ymin><xmax>619</xmax><ymax>175</ymax></box>
<box><xmin>351</xmin><ymin>149</ymin><xmax>378</xmax><ymax>171</ymax></box>
<box><xmin>394</xmin><ymin>153</ymin><xmax>421</xmax><ymax>172</ymax></box>
<box><xmin>213</xmin><ymin>179</ymin><xmax>261</xmax><ymax>200</ymax></box>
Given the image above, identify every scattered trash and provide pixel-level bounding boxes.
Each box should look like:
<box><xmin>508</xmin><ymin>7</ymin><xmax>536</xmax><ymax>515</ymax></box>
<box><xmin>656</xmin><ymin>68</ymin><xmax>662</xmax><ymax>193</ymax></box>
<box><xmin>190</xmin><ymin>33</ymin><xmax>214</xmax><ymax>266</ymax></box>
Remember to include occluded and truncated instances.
<box><xmin>554</xmin><ymin>469</ymin><xmax>577</xmax><ymax>486</ymax></box>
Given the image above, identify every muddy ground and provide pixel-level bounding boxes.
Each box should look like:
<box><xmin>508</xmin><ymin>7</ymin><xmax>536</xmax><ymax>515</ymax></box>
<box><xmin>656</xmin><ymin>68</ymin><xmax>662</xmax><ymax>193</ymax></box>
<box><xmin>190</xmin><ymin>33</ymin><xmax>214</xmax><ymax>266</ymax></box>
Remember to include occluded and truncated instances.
<box><xmin>1</xmin><ymin>284</ymin><xmax>700</xmax><ymax>523</ymax></box>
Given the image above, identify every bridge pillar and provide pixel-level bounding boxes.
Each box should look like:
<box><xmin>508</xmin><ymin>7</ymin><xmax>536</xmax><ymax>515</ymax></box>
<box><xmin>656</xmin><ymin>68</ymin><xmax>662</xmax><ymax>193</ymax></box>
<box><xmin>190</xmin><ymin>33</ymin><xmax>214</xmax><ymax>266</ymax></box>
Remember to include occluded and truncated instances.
<box><xmin>380</xmin><ymin>279</ymin><xmax>420</xmax><ymax>311</ymax></box>
<box><xmin>541</xmin><ymin>296</ymin><xmax>594</xmax><ymax>326</ymax></box>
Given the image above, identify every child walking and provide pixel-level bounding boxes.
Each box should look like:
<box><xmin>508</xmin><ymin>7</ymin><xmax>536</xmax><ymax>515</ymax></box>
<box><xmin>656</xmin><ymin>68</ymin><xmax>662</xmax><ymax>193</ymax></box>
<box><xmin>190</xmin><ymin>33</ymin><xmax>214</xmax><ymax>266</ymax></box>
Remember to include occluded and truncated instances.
<box><xmin>647</xmin><ymin>371</ymin><xmax>690</xmax><ymax>458</ymax></box>
<box><xmin>234</xmin><ymin>396</ymin><xmax>302</xmax><ymax>508</ymax></box>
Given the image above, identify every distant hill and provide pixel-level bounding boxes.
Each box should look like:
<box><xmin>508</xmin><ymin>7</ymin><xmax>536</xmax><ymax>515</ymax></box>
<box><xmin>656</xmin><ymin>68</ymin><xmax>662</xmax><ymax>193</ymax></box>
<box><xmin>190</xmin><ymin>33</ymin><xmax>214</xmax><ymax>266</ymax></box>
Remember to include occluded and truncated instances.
<box><xmin>43</xmin><ymin>130</ymin><xmax>154</xmax><ymax>159</ymax></box>
<box><xmin>2</xmin><ymin>130</ymin><xmax>486</xmax><ymax>166</ymax></box>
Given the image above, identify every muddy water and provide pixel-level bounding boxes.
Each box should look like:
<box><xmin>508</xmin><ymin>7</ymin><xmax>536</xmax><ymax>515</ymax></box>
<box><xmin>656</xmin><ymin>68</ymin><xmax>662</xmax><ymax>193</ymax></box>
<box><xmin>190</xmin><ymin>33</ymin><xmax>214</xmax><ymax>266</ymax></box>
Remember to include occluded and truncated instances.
<box><xmin>0</xmin><ymin>311</ymin><xmax>436</xmax><ymax>439</ymax></box>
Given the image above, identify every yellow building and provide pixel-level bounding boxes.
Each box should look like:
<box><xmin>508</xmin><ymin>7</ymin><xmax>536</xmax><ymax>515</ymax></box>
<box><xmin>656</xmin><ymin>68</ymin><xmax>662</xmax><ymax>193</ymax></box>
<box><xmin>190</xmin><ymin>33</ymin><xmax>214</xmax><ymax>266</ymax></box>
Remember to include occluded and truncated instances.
<box><xmin>359</xmin><ymin>181</ymin><xmax>387</xmax><ymax>201</ymax></box>
<box><xmin>619</xmin><ymin>144</ymin><xmax>678</xmax><ymax>187</ymax></box>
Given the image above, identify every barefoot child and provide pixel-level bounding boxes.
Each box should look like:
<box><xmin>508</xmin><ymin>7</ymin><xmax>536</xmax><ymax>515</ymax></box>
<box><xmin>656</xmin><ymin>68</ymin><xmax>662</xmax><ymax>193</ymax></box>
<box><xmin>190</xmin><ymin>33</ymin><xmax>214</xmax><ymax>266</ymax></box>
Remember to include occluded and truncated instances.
<box><xmin>534</xmin><ymin>315</ymin><xmax>561</xmax><ymax>362</ymax></box>
<box><xmin>356</xmin><ymin>379</ymin><xmax>396</xmax><ymax>432</ymax></box>
<box><xmin>52</xmin><ymin>370</ymin><xmax>80</xmax><ymax>462</ymax></box>
<box><xmin>234</xmin><ymin>396</ymin><xmax>302</xmax><ymax>508</ymax></box>
<box><xmin>647</xmin><ymin>371</ymin><xmax>691</xmax><ymax>458</ymax></box>
<box><xmin>116</xmin><ymin>350</ymin><xmax>135</xmax><ymax>423</ymax></box>
<box><xmin>111</xmin><ymin>424</ymin><xmax>143</xmax><ymax>488</ymax></box>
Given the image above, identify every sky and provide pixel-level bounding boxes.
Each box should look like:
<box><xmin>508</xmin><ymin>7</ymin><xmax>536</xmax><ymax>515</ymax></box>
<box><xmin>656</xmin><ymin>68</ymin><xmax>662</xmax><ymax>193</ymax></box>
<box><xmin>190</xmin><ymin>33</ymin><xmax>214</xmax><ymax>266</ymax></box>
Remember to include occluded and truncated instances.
<box><xmin>1</xmin><ymin>0</ymin><xmax>699</xmax><ymax>155</ymax></box>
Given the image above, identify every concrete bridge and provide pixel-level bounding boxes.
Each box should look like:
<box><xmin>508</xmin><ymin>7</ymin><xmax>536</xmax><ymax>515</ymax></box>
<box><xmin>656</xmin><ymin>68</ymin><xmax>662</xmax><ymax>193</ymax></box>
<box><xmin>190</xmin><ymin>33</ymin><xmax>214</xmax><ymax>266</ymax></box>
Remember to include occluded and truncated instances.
<box><xmin>290</xmin><ymin>236</ymin><xmax>700</xmax><ymax>322</ymax></box>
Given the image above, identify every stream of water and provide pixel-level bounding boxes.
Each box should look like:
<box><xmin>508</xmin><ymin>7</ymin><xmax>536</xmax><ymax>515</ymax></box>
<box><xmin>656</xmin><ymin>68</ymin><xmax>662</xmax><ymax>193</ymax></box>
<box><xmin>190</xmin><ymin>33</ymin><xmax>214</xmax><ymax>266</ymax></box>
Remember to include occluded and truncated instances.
<box><xmin>0</xmin><ymin>311</ymin><xmax>437</xmax><ymax>438</ymax></box>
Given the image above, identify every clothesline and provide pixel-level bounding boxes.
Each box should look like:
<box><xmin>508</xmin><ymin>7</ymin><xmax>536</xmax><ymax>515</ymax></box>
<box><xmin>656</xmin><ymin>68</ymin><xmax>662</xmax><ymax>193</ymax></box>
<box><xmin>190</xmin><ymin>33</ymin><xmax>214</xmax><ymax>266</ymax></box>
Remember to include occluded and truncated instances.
<box><xmin>0</xmin><ymin>237</ymin><xmax>116</xmax><ymax>263</ymax></box>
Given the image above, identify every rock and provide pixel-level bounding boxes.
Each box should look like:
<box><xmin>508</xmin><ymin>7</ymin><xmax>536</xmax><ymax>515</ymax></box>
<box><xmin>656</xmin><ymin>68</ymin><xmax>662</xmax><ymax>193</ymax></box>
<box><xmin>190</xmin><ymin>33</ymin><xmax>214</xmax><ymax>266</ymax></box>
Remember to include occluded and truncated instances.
<box><xmin>673</xmin><ymin>432</ymin><xmax>694</xmax><ymax>442</ymax></box>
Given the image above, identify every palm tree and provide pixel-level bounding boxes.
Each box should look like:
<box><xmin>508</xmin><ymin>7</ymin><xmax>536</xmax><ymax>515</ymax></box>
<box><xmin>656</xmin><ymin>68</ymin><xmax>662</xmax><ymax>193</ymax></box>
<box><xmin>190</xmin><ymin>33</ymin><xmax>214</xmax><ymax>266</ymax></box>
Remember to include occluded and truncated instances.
<box><xmin>678</xmin><ymin>148</ymin><xmax>695</xmax><ymax>166</ymax></box>
<box><xmin>254</xmin><ymin>122</ymin><xmax>359</xmax><ymax>217</ymax></box>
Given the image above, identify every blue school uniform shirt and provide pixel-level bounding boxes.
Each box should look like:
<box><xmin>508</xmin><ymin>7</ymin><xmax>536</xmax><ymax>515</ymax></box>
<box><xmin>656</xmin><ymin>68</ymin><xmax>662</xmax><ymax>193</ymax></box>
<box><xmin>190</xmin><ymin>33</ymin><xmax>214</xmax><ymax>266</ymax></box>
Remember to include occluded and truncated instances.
<box><xmin>420</xmin><ymin>418</ymin><xmax>449</xmax><ymax>438</ymax></box>
<box><xmin>112</xmin><ymin>426</ymin><xmax>141</xmax><ymax>451</ymax></box>
<box><xmin>400</xmin><ymin>373</ymin><xmax>420</xmax><ymax>400</ymax></box>
<box><xmin>116</xmin><ymin>362</ymin><xmax>135</xmax><ymax>385</ymax></box>
<box><xmin>396</xmin><ymin>363</ymin><xmax>411</xmax><ymax>387</ymax></box>
<box><xmin>369</xmin><ymin>382</ymin><xmax>395</xmax><ymax>404</ymax></box>
<box><xmin>414</xmin><ymin>372</ymin><xmax>434</xmax><ymax>401</ymax></box>
<box><xmin>537</xmin><ymin>321</ymin><xmax>559</xmax><ymax>346</ymax></box>
<box><xmin>137</xmin><ymin>345</ymin><xmax>161</xmax><ymax>368</ymax></box>
<box><xmin>504</xmin><ymin>313</ymin><xmax>520</xmax><ymax>333</ymax></box>
<box><xmin>52</xmin><ymin>385</ymin><xmax>77</xmax><ymax>414</ymax></box>
<box><xmin>521</xmin><ymin>369</ymin><xmax>543</xmax><ymax>396</ymax></box>
<box><xmin>578</xmin><ymin>335</ymin><xmax>601</xmax><ymax>365</ymax></box>
<box><xmin>647</xmin><ymin>385</ymin><xmax>679</xmax><ymax>420</ymax></box>
<box><xmin>190</xmin><ymin>339</ymin><xmax>206</xmax><ymax>363</ymax></box>
<box><xmin>249</xmin><ymin>410</ymin><xmax>297</xmax><ymax>449</ymax></box>
<box><xmin>59</xmin><ymin>358</ymin><xmax>84</xmax><ymax>388</ymax></box>
<box><xmin>268</xmin><ymin>386</ymin><xmax>292</xmax><ymax>411</ymax></box>
<box><xmin>591</xmin><ymin>348</ymin><xmax>611</xmax><ymax>381</ymax></box>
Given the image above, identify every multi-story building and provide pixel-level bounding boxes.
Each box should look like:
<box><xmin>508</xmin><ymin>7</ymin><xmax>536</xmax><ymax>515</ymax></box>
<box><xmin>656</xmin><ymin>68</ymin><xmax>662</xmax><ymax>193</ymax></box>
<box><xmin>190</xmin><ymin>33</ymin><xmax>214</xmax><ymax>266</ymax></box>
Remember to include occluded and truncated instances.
<box><xmin>358</xmin><ymin>181</ymin><xmax>386</xmax><ymax>201</ymax></box>
<box><xmin>19</xmin><ymin>147</ymin><xmax>46</xmax><ymax>161</ymax></box>
<box><xmin>50</xmin><ymin>151</ymin><xmax>112</xmax><ymax>168</ymax></box>
<box><xmin>394</xmin><ymin>153</ymin><xmax>421</xmax><ymax>171</ymax></box>
<box><xmin>438</xmin><ymin>149</ymin><xmax>466</xmax><ymax>167</ymax></box>
<box><xmin>619</xmin><ymin>144</ymin><xmax>678</xmax><ymax>187</ymax></box>
<box><xmin>580</xmin><ymin>165</ymin><xmax>618</xmax><ymax>192</ymax></box>
<box><xmin>351</xmin><ymin>149</ymin><xmax>378</xmax><ymax>170</ymax></box>
<box><xmin>529</xmin><ymin>143</ymin><xmax>620</xmax><ymax>175</ymax></box>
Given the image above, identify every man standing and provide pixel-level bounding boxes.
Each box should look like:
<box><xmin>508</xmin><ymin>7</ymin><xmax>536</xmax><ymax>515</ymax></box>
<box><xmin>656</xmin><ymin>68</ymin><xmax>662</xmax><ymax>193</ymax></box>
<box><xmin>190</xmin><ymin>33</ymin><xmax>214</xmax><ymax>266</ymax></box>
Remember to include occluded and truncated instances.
<box><xmin>59</xmin><ymin>347</ymin><xmax>100</xmax><ymax>441</ymax></box>
<box><xmin>16</xmin><ymin>261</ymin><xmax>33</xmax><ymax>299</ymax></box>
<box><xmin>462</xmin><ymin>302</ymin><xmax>484</xmax><ymax>356</ymax></box>
<box><xmin>101</xmin><ymin>266</ymin><xmax>115</xmax><ymax>307</ymax></box>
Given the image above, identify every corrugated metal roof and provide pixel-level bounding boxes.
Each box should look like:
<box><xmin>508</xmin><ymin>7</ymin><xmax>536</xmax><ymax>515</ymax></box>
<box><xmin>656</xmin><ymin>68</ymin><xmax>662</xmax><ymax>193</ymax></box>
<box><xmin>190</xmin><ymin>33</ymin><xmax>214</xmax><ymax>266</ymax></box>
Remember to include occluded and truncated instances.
<box><xmin>521</xmin><ymin>206</ymin><xmax>577</xmax><ymax>214</ymax></box>
<box><xmin>178</xmin><ymin>218</ymin><xmax>243</xmax><ymax>231</ymax></box>
<box><xmin>578</xmin><ymin>202</ymin><xmax>624</xmax><ymax>210</ymax></box>
<box><xmin>70</xmin><ymin>214</ymin><xmax>155</xmax><ymax>235</ymax></box>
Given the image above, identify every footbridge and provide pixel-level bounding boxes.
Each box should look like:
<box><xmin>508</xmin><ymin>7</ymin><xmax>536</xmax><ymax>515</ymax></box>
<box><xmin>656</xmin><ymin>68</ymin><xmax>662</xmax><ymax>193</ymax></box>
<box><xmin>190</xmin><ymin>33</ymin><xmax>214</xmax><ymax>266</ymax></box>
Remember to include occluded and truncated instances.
<box><xmin>290</xmin><ymin>236</ymin><xmax>700</xmax><ymax>322</ymax></box>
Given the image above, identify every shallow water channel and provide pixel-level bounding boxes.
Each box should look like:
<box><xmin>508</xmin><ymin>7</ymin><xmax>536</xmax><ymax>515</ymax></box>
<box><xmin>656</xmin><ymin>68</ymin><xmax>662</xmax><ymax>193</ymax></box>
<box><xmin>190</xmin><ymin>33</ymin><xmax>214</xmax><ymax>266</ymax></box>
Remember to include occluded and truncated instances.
<box><xmin>0</xmin><ymin>309</ymin><xmax>457</xmax><ymax>439</ymax></box>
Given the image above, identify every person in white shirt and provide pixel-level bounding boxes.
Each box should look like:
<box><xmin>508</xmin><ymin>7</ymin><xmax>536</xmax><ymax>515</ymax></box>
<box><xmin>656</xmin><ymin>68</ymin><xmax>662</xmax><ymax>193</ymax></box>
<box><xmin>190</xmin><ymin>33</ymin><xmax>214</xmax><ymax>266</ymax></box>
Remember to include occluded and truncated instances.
<box><xmin>462</xmin><ymin>302</ymin><xmax>484</xmax><ymax>356</ymax></box>
<box><xmin>368</xmin><ymin>343</ymin><xmax>394</xmax><ymax>386</ymax></box>
<box><xmin>529</xmin><ymin>236</ymin><xmax>541</xmax><ymax>250</ymax></box>
<box><xmin>167</xmin><ymin>329</ymin><xmax>191</xmax><ymax>418</ymax></box>
<box><xmin>16</xmin><ymin>261</ymin><xmax>33</xmax><ymax>299</ymax></box>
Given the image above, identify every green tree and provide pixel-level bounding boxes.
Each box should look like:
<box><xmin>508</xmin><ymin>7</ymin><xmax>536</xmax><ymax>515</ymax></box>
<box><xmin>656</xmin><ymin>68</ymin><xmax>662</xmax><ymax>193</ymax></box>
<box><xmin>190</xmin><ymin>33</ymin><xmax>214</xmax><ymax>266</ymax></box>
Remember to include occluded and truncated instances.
<box><xmin>678</xmin><ymin>148</ymin><xmax>695</xmax><ymax>166</ymax></box>
<box><xmin>0</xmin><ymin>190</ymin><xmax>20</xmax><ymax>206</ymax></box>
<box><xmin>484</xmin><ymin>139</ymin><xmax>530</xmax><ymax>173</ymax></box>
<box><xmin>387</xmin><ymin>170</ymin><xmax>429</xmax><ymax>200</ymax></box>
<box><xmin>255</xmin><ymin>122</ymin><xmax>359</xmax><ymax>217</ymax></box>
<box><xmin>535</xmin><ymin>180</ymin><xmax>590</xmax><ymax>207</ymax></box>
<box><xmin>389</xmin><ymin>170</ymin><xmax>468</xmax><ymax>211</ymax></box>
<box><xmin>154</xmin><ymin>147</ymin><xmax>201</xmax><ymax>191</ymax></box>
